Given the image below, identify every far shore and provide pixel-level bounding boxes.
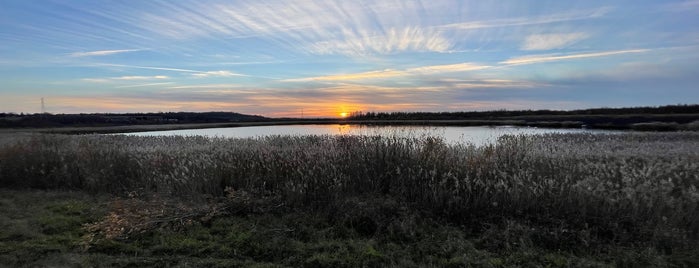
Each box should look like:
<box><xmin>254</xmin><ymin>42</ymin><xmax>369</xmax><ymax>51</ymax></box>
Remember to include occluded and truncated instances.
<box><xmin>2</xmin><ymin>118</ymin><xmax>694</xmax><ymax>135</ymax></box>
<box><xmin>0</xmin><ymin>120</ymin><xmax>523</xmax><ymax>135</ymax></box>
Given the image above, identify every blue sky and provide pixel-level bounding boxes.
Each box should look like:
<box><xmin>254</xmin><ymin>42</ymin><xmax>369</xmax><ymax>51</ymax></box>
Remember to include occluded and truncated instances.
<box><xmin>1</xmin><ymin>0</ymin><xmax>698</xmax><ymax>117</ymax></box>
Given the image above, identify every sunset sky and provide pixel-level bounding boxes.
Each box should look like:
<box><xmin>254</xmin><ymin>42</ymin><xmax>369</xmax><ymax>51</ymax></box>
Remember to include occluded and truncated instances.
<box><xmin>1</xmin><ymin>1</ymin><xmax>698</xmax><ymax>117</ymax></box>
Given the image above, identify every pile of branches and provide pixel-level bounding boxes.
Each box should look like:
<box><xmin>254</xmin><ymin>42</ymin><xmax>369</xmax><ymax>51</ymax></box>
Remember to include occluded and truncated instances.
<box><xmin>81</xmin><ymin>188</ymin><xmax>284</xmax><ymax>248</ymax></box>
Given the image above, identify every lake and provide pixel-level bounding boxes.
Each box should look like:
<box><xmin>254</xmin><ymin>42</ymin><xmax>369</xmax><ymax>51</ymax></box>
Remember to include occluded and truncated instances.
<box><xmin>124</xmin><ymin>124</ymin><xmax>619</xmax><ymax>146</ymax></box>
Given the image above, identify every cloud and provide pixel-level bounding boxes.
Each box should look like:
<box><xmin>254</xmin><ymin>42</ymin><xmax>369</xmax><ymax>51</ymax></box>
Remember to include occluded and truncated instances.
<box><xmin>113</xmin><ymin>75</ymin><xmax>169</xmax><ymax>80</ymax></box>
<box><xmin>191</xmin><ymin>70</ymin><xmax>246</xmax><ymax>78</ymax></box>
<box><xmin>41</xmin><ymin>77</ymin><xmax>571</xmax><ymax>117</ymax></box>
<box><xmin>133</xmin><ymin>2</ymin><xmax>615</xmax><ymax>56</ymax></box>
<box><xmin>69</xmin><ymin>49</ymin><xmax>142</xmax><ymax>57</ymax></box>
<box><xmin>406</xmin><ymin>63</ymin><xmax>491</xmax><ymax>74</ymax></box>
<box><xmin>500</xmin><ymin>49</ymin><xmax>649</xmax><ymax>65</ymax></box>
<box><xmin>309</xmin><ymin>27</ymin><xmax>452</xmax><ymax>56</ymax></box>
<box><xmin>71</xmin><ymin>2</ymin><xmax>613</xmax><ymax>57</ymax></box>
<box><xmin>168</xmin><ymin>84</ymin><xmax>242</xmax><ymax>89</ymax></box>
<box><xmin>114</xmin><ymin>82</ymin><xmax>174</xmax><ymax>89</ymax></box>
<box><xmin>41</xmin><ymin>96</ymin><xmax>250</xmax><ymax>113</ymax></box>
<box><xmin>81</xmin><ymin>75</ymin><xmax>169</xmax><ymax>83</ymax></box>
<box><xmin>436</xmin><ymin>79</ymin><xmax>545</xmax><ymax>89</ymax></box>
<box><xmin>285</xmin><ymin>62</ymin><xmax>490</xmax><ymax>82</ymax></box>
<box><xmin>81</xmin><ymin>78</ymin><xmax>111</xmax><ymax>83</ymax></box>
<box><xmin>441</xmin><ymin>7</ymin><xmax>612</xmax><ymax>30</ymax></box>
<box><xmin>96</xmin><ymin>64</ymin><xmax>248</xmax><ymax>77</ymax></box>
<box><xmin>521</xmin><ymin>33</ymin><xmax>589</xmax><ymax>50</ymax></box>
<box><xmin>138</xmin><ymin>1</ymin><xmax>457</xmax><ymax>56</ymax></box>
<box><xmin>285</xmin><ymin>69</ymin><xmax>406</xmax><ymax>82</ymax></box>
<box><xmin>98</xmin><ymin>63</ymin><xmax>203</xmax><ymax>73</ymax></box>
<box><xmin>18</xmin><ymin>93</ymin><xmax>584</xmax><ymax>117</ymax></box>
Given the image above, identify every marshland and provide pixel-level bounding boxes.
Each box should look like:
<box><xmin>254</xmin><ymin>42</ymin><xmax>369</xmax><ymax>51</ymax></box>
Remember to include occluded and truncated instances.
<box><xmin>3</xmin><ymin>0</ymin><xmax>699</xmax><ymax>265</ymax></box>
<box><xmin>1</xmin><ymin>130</ymin><xmax>697</xmax><ymax>267</ymax></box>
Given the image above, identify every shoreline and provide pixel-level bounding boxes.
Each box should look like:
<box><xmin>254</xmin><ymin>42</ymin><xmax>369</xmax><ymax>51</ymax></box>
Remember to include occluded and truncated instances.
<box><xmin>1</xmin><ymin>119</ymin><xmax>689</xmax><ymax>135</ymax></box>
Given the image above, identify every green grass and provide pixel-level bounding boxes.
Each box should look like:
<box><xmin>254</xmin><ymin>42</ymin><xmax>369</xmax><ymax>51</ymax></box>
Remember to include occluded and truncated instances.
<box><xmin>0</xmin><ymin>133</ymin><xmax>698</xmax><ymax>266</ymax></box>
<box><xmin>3</xmin><ymin>189</ymin><xmax>695</xmax><ymax>267</ymax></box>
<box><xmin>0</xmin><ymin>190</ymin><xmax>102</xmax><ymax>266</ymax></box>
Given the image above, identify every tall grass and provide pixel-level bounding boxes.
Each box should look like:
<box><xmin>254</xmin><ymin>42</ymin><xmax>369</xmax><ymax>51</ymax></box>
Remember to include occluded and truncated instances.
<box><xmin>1</xmin><ymin>132</ymin><xmax>698</xmax><ymax>250</ymax></box>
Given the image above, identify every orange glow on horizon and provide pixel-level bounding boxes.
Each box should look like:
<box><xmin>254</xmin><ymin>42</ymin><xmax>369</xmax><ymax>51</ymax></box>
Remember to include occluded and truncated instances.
<box><xmin>32</xmin><ymin>96</ymin><xmax>445</xmax><ymax>118</ymax></box>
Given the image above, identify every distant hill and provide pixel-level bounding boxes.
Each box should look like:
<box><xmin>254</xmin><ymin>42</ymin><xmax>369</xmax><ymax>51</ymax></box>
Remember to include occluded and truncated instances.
<box><xmin>0</xmin><ymin>112</ymin><xmax>269</xmax><ymax>128</ymax></box>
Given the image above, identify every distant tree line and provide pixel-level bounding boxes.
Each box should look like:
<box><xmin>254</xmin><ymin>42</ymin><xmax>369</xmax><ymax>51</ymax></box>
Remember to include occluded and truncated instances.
<box><xmin>347</xmin><ymin>104</ymin><xmax>699</xmax><ymax>120</ymax></box>
<box><xmin>0</xmin><ymin>112</ymin><xmax>268</xmax><ymax>128</ymax></box>
<box><xmin>343</xmin><ymin>104</ymin><xmax>699</xmax><ymax>130</ymax></box>
<box><xmin>1</xmin><ymin>105</ymin><xmax>697</xmax><ymax>130</ymax></box>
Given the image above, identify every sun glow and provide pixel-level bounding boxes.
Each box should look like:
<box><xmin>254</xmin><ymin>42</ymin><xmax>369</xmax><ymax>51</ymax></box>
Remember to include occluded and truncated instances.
<box><xmin>339</xmin><ymin>112</ymin><xmax>349</xmax><ymax>118</ymax></box>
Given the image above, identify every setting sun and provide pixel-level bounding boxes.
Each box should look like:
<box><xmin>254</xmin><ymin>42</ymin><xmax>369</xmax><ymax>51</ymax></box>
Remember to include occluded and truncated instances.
<box><xmin>339</xmin><ymin>112</ymin><xmax>349</xmax><ymax>118</ymax></box>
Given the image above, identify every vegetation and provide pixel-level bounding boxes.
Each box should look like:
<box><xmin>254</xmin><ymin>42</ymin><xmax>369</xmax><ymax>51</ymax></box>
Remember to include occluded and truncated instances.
<box><xmin>348</xmin><ymin>104</ymin><xmax>699</xmax><ymax>130</ymax></box>
<box><xmin>0</xmin><ymin>111</ymin><xmax>268</xmax><ymax>128</ymax></box>
<box><xmin>3</xmin><ymin>104</ymin><xmax>698</xmax><ymax>131</ymax></box>
<box><xmin>1</xmin><ymin>132</ymin><xmax>698</xmax><ymax>266</ymax></box>
<box><xmin>348</xmin><ymin>104</ymin><xmax>699</xmax><ymax>120</ymax></box>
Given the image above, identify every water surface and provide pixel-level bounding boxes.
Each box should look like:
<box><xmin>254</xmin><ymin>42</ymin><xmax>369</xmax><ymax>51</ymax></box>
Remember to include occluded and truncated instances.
<box><xmin>124</xmin><ymin>124</ymin><xmax>618</xmax><ymax>146</ymax></box>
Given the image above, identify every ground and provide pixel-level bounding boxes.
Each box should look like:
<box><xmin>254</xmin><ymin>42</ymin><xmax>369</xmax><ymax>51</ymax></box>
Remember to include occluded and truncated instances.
<box><xmin>1</xmin><ymin>189</ymin><xmax>696</xmax><ymax>267</ymax></box>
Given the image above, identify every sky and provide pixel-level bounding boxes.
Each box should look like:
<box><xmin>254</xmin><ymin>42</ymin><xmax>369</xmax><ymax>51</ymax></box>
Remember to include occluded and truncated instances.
<box><xmin>1</xmin><ymin>0</ymin><xmax>698</xmax><ymax>118</ymax></box>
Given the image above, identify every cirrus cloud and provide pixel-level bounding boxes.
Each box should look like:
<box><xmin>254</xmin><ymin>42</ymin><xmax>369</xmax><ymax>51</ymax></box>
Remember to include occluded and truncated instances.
<box><xmin>191</xmin><ymin>70</ymin><xmax>247</xmax><ymax>78</ymax></box>
<box><xmin>309</xmin><ymin>27</ymin><xmax>452</xmax><ymax>56</ymax></box>
<box><xmin>521</xmin><ymin>33</ymin><xmax>589</xmax><ymax>50</ymax></box>
<box><xmin>501</xmin><ymin>49</ymin><xmax>650</xmax><ymax>65</ymax></box>
<box><xmin>69</xmin><ymin>49</ymin><xmax>143</xmax><ymax>57</ymax></box>
<box><xmin>285</xmin><ymin>62</ymin><xmax>490</xmax><ymax>82</ymax></box>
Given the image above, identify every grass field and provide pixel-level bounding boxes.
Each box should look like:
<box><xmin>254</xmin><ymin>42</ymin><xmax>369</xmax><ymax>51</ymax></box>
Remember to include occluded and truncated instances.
<box><xmin>0</xmin><ymin>132</ymin><xmax>698</xmax><ymax>267</ymax></box>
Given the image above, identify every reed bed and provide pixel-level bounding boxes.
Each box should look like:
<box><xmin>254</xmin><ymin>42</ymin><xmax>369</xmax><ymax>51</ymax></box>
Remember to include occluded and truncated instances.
<box><xmin>1</xmin><ymin>132</ymin><xmax>697</xmax><ymax>252</ymax></box>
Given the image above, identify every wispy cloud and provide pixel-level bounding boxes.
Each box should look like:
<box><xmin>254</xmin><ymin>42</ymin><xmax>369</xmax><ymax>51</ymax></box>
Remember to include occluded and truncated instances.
<box><xmin>168</xmin><ymin>84</ymin><xmax>242</xmax><ymax>89</ymax></box>
<box><xmin>286</xmin><ymin>70</ymin><xmax>405</xmax><ymax>82</ymax></box>
<box><xmin>96</xmin><ymin>64</ymin><xmax>247</xmax><ymax>77</ymax></box>
<box><xmin>114</xmin><ymin>82</ymin><xmax>174</xmax><ymax>88</ymax></box>
<box><xmin>130</xmin><ymin>2</ymin><xmax>617</xmax><ymax>57</ymax></box>
<box><xmin>6</xmin><ymin>1</ymin><xmax>698</xmax><ymax>117</ymax></box>
<box><xmin>137</xmin><ymin>1</ymin><xmax>457</xmax><ymax>56</ymax></box>
<box><xmin>309</xmin><ymin>27</ymin><xmax>452</xmax><ymax>56</ymax></box>
<box><xmin>436</xmin><ymin>79</ymin><xmax>545</xmax><ymax>89</ymax></box>
<box><xmin>98</xmin><ymin>63</ymin><xmax>203</xmax><ymax>73</ymax></box>
<box><xmin>81</xmin><ymin>78</ymin><xmax>111</xmax><ymax>83</ymax></box>
<box><xmin>69</xmin><ymin>49</ymin><xmax>142</xmax><ymax>57</ymax></box>
<box><xmin>35</xmin><ymin>94</ymin><xmax>583</xmax><ymax>117</ymax></box>
<box><xmin>42</xmin><ymin>96</ymin><xmax>249</xmax><ymax>113</ymax></box>
<box><xmin>191</xmin><ymin>70</ymin><xmax>246</xmax><ymax>78</ymax></box>
<box><xmin>286</xmin><ymin>62</ymin><xmax>490</xmax><ymax>82</ymax></box>
<box><xmin>406</xmin><ymin>63</ymin><xmax>491</xmax><ymax>74</ymax></box>
<box><xmin>521</xmin><ymin>33</ymin><xmax>589</xmax><ymax>50</ymax></box>
<box><xmin>501</xmin><ymin>49</ymin><xmax>649</xmax><ymax>65</ymax></box>
<box><xmin>82</xmin><ymin>75</ymin><xmax>169</xmax><ymax>83</ymax></box>
<box><xmin>441</xmin><ymin>7</ymin><xmax>612</xmax><ymax>30</ymax></box>
<box><xmin>113</xmin><ymin>75</ymin><xmax>169</xmax><ymax>80</ymax></box>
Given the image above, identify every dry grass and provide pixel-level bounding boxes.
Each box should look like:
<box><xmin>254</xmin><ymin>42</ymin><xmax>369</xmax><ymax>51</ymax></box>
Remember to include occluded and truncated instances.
<box><xmin>0</xmin><ymin>132</ymin><xmax>698</xmax><ymax>255</ymax></box>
